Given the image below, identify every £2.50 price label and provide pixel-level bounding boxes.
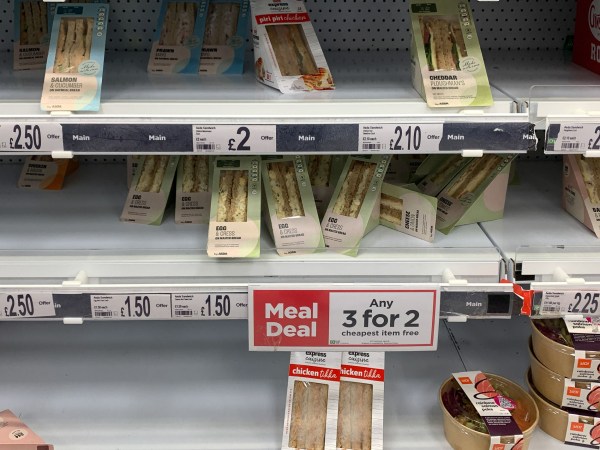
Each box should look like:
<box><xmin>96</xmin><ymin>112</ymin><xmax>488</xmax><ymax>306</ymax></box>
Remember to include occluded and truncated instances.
<box><xmin>540</xmin><ymin>290</ymin><xmax>600</xmax><ymax>316</ymax></box>
<box><xmin>171</xmin><ymin>293</ymin><xmax>247</xmax><ymax>319</ymax></box>
<box><xmin>0</xmin><ymin>292</ymin><xmax>56</xmax><ymax>318</ymax></box>
<box><xmin>90</xmin><ymin>294</ymin><xmax>172</xmax><ymax>319</ymax></box>
<box><xmin>249</xmin><ymin>285</ymin><xmax>440</xmax><ymax>351</ymax></box>
<box><xmin>192</xmin><ymin>125</ymin><xmax>276</xmax><ymax>153</ymax></box>
<box><xmin>0</xmin><ymin>122</ymin><xmax>64</xmax><ymax>153</ymax></box>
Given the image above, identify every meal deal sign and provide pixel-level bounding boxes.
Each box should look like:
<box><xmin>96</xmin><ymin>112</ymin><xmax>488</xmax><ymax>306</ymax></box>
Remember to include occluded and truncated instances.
<box><xmin>249</xmin><ymin>285</ymin><xmax>440</xmax><ymax>351</ymax></box>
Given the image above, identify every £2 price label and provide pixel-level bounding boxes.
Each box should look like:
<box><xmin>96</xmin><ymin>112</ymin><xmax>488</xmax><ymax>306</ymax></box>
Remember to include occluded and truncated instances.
<box><xmin>0</xmin><ymin>292</ymin><xmax>56</xmax><ymax>318</ymax></box>
<box><xmin>193</xmin><ymin>125</ymin><xmax>276</xmax><ymax>153</ymax></box>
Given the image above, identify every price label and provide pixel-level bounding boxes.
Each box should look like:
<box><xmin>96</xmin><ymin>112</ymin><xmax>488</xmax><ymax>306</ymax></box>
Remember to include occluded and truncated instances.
<box><xmin>249</xmin><ymin>285</ymin><xmax>440</xmax><ymax>351</ymax></box>
<box><xmin>90</xmin><ymin>294</ymin><xmax>172</xmax><ymax>320</ymax></box>
<box><xmin>540</xmin><ymin>291</ymin><xmax>600</xmax><ymax>316</ymax></box>
<box><xmin>192</xmin><ymin>125</ymin><xmax>276</xmax><ymax>153</ymax></box>
<box><xmin>171</xmin><ymin>293</ymin><xmax>248</xmax><ymax>319</ymax></box>
<box><xmin>359</xmin><ymin>124</ymin><xmax>443</xmax><ymax>152</ymax></box>
<box><xmin>0</xmin><ymin>122</ymin><xmax>63</xmax><ymax>153</ymax></box>
<box><xmin>0</xmin><ymin>292</ymin><xmax>56</xmax><ymax>318</ymax></box>
<box><xmin>546</xmin><ymin>122</ymin><xmax>600</xmax><ymax>153</ymax></box>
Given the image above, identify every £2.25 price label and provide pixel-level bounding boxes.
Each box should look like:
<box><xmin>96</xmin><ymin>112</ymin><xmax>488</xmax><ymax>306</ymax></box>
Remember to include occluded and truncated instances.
<box><xmin>90</xmin><ymin>294</ymin><xmax>172</xmax><ymax>319</ymax></box>
<box><xmin>0</xmin><ymin>122</ymin><xmax>64</xmax><ymax>153</ymax></box>
<box><xmin>0</xmin><ymin>292</ymin><xmax>56</xmax><ymax>318</ymax></box>
<box><xmin>192</xmin><ymin>125</ymin><xmax>276</xmax><ymax>153</ymax></box>
<box><xmin>540</xmin><ymin>291</ymin><xmax>600</xmax><ymax>316</ymax></box>
<box><xmin>249</xmin><ymin>285</ymin><xmax>440</xmax><ymax>351</ymax></box>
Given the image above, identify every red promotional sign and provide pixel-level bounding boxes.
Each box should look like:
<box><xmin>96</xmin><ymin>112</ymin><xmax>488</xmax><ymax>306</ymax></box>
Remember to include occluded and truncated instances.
<box><xmin>249</xmin><ymin>285</ymin><xmax>440</xmax><ymax>351</ymax></box>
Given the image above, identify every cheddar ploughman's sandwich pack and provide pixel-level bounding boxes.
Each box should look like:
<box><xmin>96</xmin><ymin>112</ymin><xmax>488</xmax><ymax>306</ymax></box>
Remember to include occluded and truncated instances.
<box><xmin>409</xmin><ymin>0</ymin><xmax>493</xmax><ymax>107</ymax></box>
<box><xmin>250</xmin><ymin>0</ymin><xmax>334</xmax><ymax>93</ymax></box>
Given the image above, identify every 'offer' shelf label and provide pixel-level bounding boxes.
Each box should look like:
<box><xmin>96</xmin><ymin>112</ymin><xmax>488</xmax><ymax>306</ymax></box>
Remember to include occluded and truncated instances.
<box><xmin>0</xmin><ymin>292</ymin><xmax>56</xmax><ymax>318</ymax></box>
<box><xmin>249</xmin><ymin>285</ymin><xmax>440</xmax><ymax>351</ymax></box>
<box><xmin>0</xmin><ymin>123</ymin><xmax>63</xmax><ymax>153</ymax></box>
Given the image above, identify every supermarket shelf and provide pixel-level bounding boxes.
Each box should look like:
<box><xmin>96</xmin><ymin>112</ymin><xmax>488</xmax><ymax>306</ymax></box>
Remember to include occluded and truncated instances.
<box><xmin>0</xmin><ymin>52</ymin><xmax>519</xmax><ymax>121</ymax></box>
<box><xmin>488</xmin><ymin>50</ymin><xmax>600</xmax><ymax>129</ymax></box>
<box><xmin>0</xmin><ymin>161</ymin><xmax>505</xmax><ymax>285</ymax></box>
<box><xmin>480</xmin><ymin>159</ymin><xmax>600</xmax><ymax>282</ymax></box>
<box><xmin>0</xmin><ymin>316</ymin><xmax>567</xmax><ymax>449</ymax></box>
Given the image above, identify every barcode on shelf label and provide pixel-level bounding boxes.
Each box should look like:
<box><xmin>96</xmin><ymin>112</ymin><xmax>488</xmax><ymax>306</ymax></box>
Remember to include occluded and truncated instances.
<box><xmin>546</xmin><ymin>122</ymin><xmax>600</xmax><ymax>153</ymax></box>
<box><xmin>90</xmin><ymin>294</ymin><xmax>172</xmax><ymax>320</ymax></box>
<box><xmin>0</xmin><ymin>122</ymin><xmax>63</xmax><ymax>153</ymax></box>
<box><xmin>0</xmin><ymin>292</ymin><xmax>56</xmax><ymax>319</ymax></box>
<box><xmin>359</xmin><ymin>123</ymin><xmax>443</xmax><ymax>153</ymax></box>
<box><xmin>540</xmin><ymin>290</ymin><xmax>600</xmax><ymax>316</ymax></box>
<box><xmin>192</xmin><ymin>125</ymin><xmax>276</xmax><ymax>154</ymax></box>
<box><xmin>171</xmin><ymin>293</ymin><xmax>248</xmax><ymax>319</ymax></box>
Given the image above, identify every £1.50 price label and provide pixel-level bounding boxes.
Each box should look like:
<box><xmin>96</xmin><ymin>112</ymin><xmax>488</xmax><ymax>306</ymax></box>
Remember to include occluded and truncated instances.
<box><xmin>90</xmin><ymin>294</ymin><xmax>172</xmax><ymax>319</ymax></box>
<box><xmin>249</xmin><ymin>285</ymin><xmax>440</xmax><ymax>351</ymax></box>
<box><xmin>172</xmin><ymin>293</ymin><xmax>247</xmax><ymax>319</ymax></box>
<box><xmin>0</xmin><ymin>122</ymin><xmax>64</xmax><ymax>153</ymax></box>
<box><xmin>0</xmin><ymin>292</ymin><xmax>56</xmax><ymax>319</ymax></box>
<box><xmin>540</xmin><ymin>291</ymin><xmax>600</xmax><ymax>316</ymax></box>
<box><xmin>359</xmin><ymin>124</ymin><xmax>443</xmax><ymax>152</ymax></box>
<box><xmin>192</xmin><ymin>125</ymin><xmax>276</xmax><ymax>153</ymax></box>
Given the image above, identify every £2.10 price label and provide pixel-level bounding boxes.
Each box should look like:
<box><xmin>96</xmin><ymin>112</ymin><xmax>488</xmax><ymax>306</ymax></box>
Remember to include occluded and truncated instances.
<box><xmin>171</xmin><ymin>293</ymin><xmax>248</xmax><ymax>319</ymax></box>
<box><xmin>0</xmin><ymin>122</ymin><xmax>64</xmax><ymax>153</ymax></box>
<box><xmin>359</xmin><ymin>124</ymin><xmax>443</xmax><ymax>152</ymax></box>
<box><xmin>192</xmin><ymin>125</ymin><xmax>276</xmax><ymax>153</ymax></box>
<box><xmin>249</xmin><ymin>285</ymin><xmax>440</xmax><ymax>351</ymax></box>
<box><xmin>0</xmin><ymin>292</ymin><xmax>56</xmax><ymax>318</ymax></box>
<box><xmin>540</xmin><ymin>290</ymin><xmax>600</xmax><ymax>316</ymax></box>
<box><xmin>90</xmin><ymin>294</ymin><xmax>172</xmax><ymax>319</ymax></box>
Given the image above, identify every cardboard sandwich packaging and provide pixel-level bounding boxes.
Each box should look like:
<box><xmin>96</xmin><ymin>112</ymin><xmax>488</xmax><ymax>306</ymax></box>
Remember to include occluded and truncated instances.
<box><xmin>250</xmin><ymin>0</ymin><xmax>334</xmax><ymax>93</ymax></box>
<box><xmin>0</xmin><ymin>409</ymin><xmax>54</xmax><ymax>450</ymax></box>
<box><xmin>18</xmin><ymin>156</ymin><xmax>79</xmax><ymax>190</ymax></box>
<box><xmin>321</xmin><ymin>155</ymin><xmax>390</xmax><ymax>256</ymax></box>
<box><xmin>175</xmin><ymin>155</ymin><xmax>212</xmax><ymax>224</ymax></box>
<box><xmin>409</xmin><ymin>0</ymin><xmax>493</xmax><ymax>107</ymax></box>
<box><xmin>435</xmin><ymin>153</ymin><xmax>516</xmax><ymax>234</ymax></box>
<box><xmin>262</xmin><ymin>155</ymin><xmax>324</xmax><ymax>256</ymax></box>
<box><xmin>563</xmin><ymin>154</ymin><xmax>600</xmax><ymax>238</ymax></box>
<box><xmin>307</xmin><ymin>155</ymin><xmax>347</xmax><ymax>219</ymax></box>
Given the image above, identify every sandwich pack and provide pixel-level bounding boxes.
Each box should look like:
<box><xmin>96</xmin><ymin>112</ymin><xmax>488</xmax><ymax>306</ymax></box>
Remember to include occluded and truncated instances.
<box><xmin>120</xmin><ymin>155</ymin><xmax>179</xmax><ymax>225</ymax></box>
<box><xmin>250</xmin><ymin>0</ymin><xmax>334</xmax><ymax>93</ymax></box>
<box><xmin>207</xmin><ymin>156</ymin><xmax>261</xmax><ymax>258</ymax></box>
<box><xmin>436</xmin><ymin>154</ymin><xmax>516</xmax><ymax>234</ymax></box>
<box><xmin>380</xmin><ymin>182</ymin><xmax>437</xmax><ymax>243</ymax></box>
<box><xmin>321</xmin><ymin>155</ymin><xmax>390</xmax><ymax>256</ymax></box>
<box><xmin>415</xmin><ymin>154</ymin><xmax>471</xmax><ymax>197</ymax></box>
<box><xmin>337</xmin><ymin>352</ymin><xmax>385</xmax><ymax>450</ymax></box>
<box><xmin>149</xmin><ymin>0</ymin><xmax>249</xmax><ymax>74</ymax></box>
<box><xmin>200</xmin><ymin>0</ymin><xmax>250</xmax><ymax>75</ymax></box>
<box><xmin>308</xmin><ymin>155</ymin><xmax>347</xmax><ymax>218</ymax></box>
<box><xmin>18</xmin><ymin>156</ymin><xmax>79</xmax><ymax>190</ymax></box>
<box><xmin>0</xmin><ymin>409</ymin><xmax>54</xmax><ymax>450</ymax></box>
<box><xmin>127</xmin><ymin>155</ymin><xmax>142</xmax><ymax>189</ymax></box>
<box><xmin>282</xmin><ymin>351</ymin><xmax>341</xmax><ymax>450</ymax></box>
<box><xmin>262</xmin><ymin>156</ymin><xmax>324</xmax><ymax>256</ymax></box>
<box><xmin>13</xmin><ymin>0</ymin><xmax>50</xmax><ymax>70</ymax></box>
<box><xmin>409</xmin><ymin>0</ymin><xmax>493</xmax><ymax>107</ymax></box>
<box><xmin>175</xmin><ymin>155</ymin><xmax>212</xmax><ymax>224</ymax></box>
<box><xmin>41</xmin><ymin>2</ymin><xmax>108</xmax><ymax>111</ymax></box>
<box><xmin>384</xmin><ymin>154</ymin><xmax>427</xmax><ymax>184</ymax></box>
<box><xmin>563</xmin><ymin>155</ymin><xmax>600</xmax><ymax>238</ymax></box>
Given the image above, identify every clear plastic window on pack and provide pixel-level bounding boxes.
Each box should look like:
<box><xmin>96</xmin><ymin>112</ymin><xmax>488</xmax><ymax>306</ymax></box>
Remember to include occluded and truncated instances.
<box><xmin>158</xmin><ymin>2</ymin><xmax>198</xmax><ymax>46</ymax></box>
<box><xmin>337</xmin><ymin>380</ymin><xmax>374</xmax><ymax>450</ymax></box>
<box><xmin>203</xmin><ymin>2</ymin><xmax>240</xmax><ymax>46</ymax></box>
<box><xmin>19</xmin><ymin>1</ymin><xmax>48</xmax><ymax>45</ymax></box>
<box><xmin>419</xmin><ymin>15</ymin><xmax>468</xmax><ymax>72</ymax></box>
<box><xmin>446</xmin><ymin>154</ymin><xmax>503</xmax><ymax>199</ymax></box>
<box><xmin>380</xmin><ymin>193</ymin><xmax>404</xmax><ymax>226</ymax></box>
<box><xmin>266</xmin><ymin>24</ymin><xmax>318</xmax><ymax>76</ymax></box>
<box><xmin>52</xmin><ymin>17</ymin><xmax>94</xmax><ymax>73</ymax></box>
<box><xmin>181</xmin><ymin>156</ymin><xmax>210</xmax><ymax>194</ymax></box>
<box><xmin>266</xmin><ymin>161</ymin><xmax>305</xmax><ymax>219</ymax></box>
<box><xmin>289</xmin><ymin>380</ymin><xmax>329</xmax><ymax>450</ymax></box>
<box><xmin>308</xmin><ymin>155</ymin><xmax>332</xmax><ymax>188</ymax></box>
<box><xmin>136</xmin><ymin>156</ymin><xmax>171</xmax><ymax>193</ymax></box>
<box><xmin>333</xmin><ymin>160</ymin><xmax>377</xmax><ymax>219</ymax></box>
<box><xmin>217</xmin><ymin>170</ymin><xmax>248</xmax><ymax>222</ymax></box>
